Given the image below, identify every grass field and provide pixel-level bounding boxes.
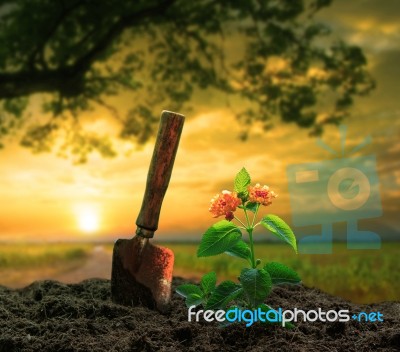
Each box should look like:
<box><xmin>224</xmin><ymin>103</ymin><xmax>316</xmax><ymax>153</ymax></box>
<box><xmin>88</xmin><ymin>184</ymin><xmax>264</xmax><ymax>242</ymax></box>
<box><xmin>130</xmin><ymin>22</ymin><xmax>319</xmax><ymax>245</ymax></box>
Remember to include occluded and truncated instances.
<box><xmin>0</xmin><ymin>243</ymin><xmax>91</xmax><ymax>269</ymax></box>
<box><xmin>167</xmin><ymin>242</ymin><xmax>400</xmax><ymax>304</ymax></box>
<box><xmin>0</xmin><ymin>242</ymin><xmax>398</xmax><ymax>304</ymax></box>
<box><xmin>0</xmin><ymin>243</ymin><xmax>92</xmax><ymax>287</ymax></box>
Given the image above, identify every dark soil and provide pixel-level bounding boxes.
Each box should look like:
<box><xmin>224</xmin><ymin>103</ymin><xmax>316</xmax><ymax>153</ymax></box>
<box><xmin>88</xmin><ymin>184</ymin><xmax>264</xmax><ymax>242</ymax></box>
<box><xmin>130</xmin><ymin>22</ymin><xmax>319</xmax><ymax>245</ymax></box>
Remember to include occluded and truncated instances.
<box><xmin>0</xmin><ymin>278</ymin><xmax>399</xmax><ymax>352</ymax></box>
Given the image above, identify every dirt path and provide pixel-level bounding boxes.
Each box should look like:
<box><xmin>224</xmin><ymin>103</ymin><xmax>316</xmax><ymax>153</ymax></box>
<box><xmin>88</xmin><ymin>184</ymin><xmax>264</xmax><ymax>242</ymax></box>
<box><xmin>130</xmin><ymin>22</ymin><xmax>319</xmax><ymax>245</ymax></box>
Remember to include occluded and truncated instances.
<box><xmin>0</xmin><ymin>246</ymin><xmax>112</xmax><ymax>289</ymax></box>
<box><xmin>55</xmin><ymin>245</ymin><xmax>112</xmax><ymax>283</ymax></box>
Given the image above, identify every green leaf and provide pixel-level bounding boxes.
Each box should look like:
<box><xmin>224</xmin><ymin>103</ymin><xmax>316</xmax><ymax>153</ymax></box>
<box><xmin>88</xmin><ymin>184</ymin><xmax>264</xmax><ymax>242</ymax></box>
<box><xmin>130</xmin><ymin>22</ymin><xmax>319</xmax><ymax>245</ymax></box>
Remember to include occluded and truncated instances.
<box><xmin>240</xmin><ymin>268</ymin><xmax>272</xmax><ymax>307</ymax></box>
<box><xmin>186</xmin><ymin>293</ymin><xmax>203</xmax><ymax>308</ymax></box>
<box><xmin>176</xmin><ymin>284</ymin><xmax>203</xmax><ymax>298</ymax></box>
<box><xmin>258</xmin><ymin>303</ymin><xmax>295</xmax><ymax>329</ymax></box>
<box><xmin>257</xmin><ymin>303</ymin><xmax>276</xmax><ymax>324</ymax></box>
<box><xmin>197</xmin><ymin>220</ymin><xmax>242</xmax><ymax>257</ymax></box>
<box><xmin>264</xmin><ymin>262</ymin><xmax>301</xmax><ymax>285</ymax></box>
<box><xmin>225</xmin><ymin>239</ymin><xmax>252</xmax><ymax>263</ymax></box>
<box><xmin>206</xmin><ymin>281</ymin><xmax>243</xmax><ymax>310</ymax></box>
<box><xmin>201</xmin><ymin>272</ymin><xmax>217</xmax><ymax>294</ymax></box>
<box><xmin>176</xmin><ymin>284</ymin><xmax>205</xmax><ymax>308</ymax></box>
<box><xmin>234</xmin><ymin>167</ymin><xmax>251</xmax><ymax>200</ymax></box>
<box><xmin>261</xmin><ymin>214</ymin><xmax>298</xmax><ymax>253</ymax></box>
<box><xmin>244</xmin><ymin>202</ymin><xmax>259</xmax><ymax>213</ymax></box>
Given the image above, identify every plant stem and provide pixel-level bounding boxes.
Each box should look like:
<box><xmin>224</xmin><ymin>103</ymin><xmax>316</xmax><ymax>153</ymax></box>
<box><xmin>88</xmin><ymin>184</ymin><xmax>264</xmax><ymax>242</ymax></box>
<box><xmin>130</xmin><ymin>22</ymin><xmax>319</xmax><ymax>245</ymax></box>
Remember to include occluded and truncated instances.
<box><xmin>234</xmin><ymin>216</ymin><xmax>247</xmax><ymax>228</ymax></box>
<box><xmin>251</xmin><ymin>204</ymin><xmax>260</xmax><ymax>227</ymax></box>
<box><xmin>248</xmin><ymin>227</ymin><xmax>256</xmax><ymax>268</ymax></box>
<box><xmin>243</xmin><ymin>208</ymin><xmax>251</xmax><ymax>228</ymax></box>
<box><xmin>243</xmin><ymin>208</ymin><xmax>256</xmax><ymax>268</ymax></box>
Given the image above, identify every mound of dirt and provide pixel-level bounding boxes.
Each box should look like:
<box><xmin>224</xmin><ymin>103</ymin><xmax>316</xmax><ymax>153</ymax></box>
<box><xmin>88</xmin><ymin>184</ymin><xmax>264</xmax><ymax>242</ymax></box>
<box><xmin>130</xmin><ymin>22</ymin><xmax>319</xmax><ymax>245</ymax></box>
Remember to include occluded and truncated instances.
<box><xmin>0</xmin><ymin>278</ymin><xmax>399</xmax><ymax>352</ymax></box>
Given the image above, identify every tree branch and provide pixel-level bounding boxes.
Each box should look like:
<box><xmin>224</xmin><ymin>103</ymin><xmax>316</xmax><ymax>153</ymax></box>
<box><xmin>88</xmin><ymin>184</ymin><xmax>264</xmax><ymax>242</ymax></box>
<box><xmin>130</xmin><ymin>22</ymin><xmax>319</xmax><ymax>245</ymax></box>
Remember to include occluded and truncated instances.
<box><xmin>0</xmin><ymin>0</ymin><xmax>177</xmax><ymax>100</ymax></box>
<box><xmin>28</xmin><ymin>0</ymin><xmax>86</xmax><ymax>70</ymax></box>
<box><xmin>72</xmin><ymin>0</ymin><xmax>177</xmax><ymax>73</ymax></box>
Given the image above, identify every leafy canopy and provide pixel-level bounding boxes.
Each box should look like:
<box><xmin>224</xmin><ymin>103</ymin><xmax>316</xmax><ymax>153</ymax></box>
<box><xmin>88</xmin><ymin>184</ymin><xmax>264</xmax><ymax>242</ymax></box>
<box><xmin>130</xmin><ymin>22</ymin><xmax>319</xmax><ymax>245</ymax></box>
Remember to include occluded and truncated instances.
<box><xmin>0</xmin><ymin>0</ymin><xmax>374</xmax><ymax>162</ymax></box>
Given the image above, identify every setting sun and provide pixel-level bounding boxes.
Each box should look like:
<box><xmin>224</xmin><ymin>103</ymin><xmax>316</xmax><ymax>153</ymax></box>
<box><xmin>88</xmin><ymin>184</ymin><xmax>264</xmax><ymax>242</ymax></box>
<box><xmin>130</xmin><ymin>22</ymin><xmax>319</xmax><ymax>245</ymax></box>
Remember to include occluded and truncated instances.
<box><xmin>76</xmin><ymin>205</ymin><xmax>100</xmax><ymax>234</ymax></box>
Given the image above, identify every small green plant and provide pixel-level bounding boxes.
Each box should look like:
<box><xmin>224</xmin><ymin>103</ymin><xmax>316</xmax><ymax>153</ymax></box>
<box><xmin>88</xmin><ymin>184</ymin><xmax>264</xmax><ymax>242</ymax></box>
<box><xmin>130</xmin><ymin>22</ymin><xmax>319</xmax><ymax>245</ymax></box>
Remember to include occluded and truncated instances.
<box><xmin>176</xmin><ymin>168</ymin><xmax>300</xmax><ymax>324</ymax></box>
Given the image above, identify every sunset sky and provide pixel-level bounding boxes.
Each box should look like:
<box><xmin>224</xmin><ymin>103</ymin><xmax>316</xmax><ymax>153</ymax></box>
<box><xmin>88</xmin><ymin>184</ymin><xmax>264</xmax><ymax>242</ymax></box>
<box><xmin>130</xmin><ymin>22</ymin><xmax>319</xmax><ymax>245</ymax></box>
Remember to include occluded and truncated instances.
<box><xmin>0</xmin><ymin>0</ymin><xmax>399</xmax><ymax>242</ymax></box>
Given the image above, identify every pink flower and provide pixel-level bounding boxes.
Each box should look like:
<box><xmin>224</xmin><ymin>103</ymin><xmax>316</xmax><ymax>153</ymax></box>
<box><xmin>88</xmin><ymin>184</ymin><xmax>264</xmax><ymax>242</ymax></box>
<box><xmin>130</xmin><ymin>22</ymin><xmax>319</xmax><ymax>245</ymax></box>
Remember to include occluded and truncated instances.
<box><xmin>248</xmin><ymin>183</ymin><xmax>277</xmax><ymax>206</ymax></box>
<box><xmin>209</xmin><ymin>190</ymin><xmax>241</xmax><ymax>219</ymax></box>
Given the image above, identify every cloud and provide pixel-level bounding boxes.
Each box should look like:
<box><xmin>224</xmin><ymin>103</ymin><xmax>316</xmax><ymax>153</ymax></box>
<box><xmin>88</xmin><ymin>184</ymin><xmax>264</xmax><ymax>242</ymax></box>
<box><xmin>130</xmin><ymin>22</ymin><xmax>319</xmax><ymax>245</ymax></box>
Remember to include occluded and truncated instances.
<box><xmin>316</xmin><ymin>0</ymin><xmax>400</xmax><ymax>52</ymax></box>
<box><xmin>324</xmin><ymin>0</ymin><xmax>400</xmax><ymax>25</ymax></box>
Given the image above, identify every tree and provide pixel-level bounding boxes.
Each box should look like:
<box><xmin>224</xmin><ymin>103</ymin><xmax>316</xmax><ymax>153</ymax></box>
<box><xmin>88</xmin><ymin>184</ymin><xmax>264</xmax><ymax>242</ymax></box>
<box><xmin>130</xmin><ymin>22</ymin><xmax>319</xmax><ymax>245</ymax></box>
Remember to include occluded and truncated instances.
<box><xmin>0</xmin><ymin>0</ymin><xmax>374</xmax><ymax>162</ymax></box>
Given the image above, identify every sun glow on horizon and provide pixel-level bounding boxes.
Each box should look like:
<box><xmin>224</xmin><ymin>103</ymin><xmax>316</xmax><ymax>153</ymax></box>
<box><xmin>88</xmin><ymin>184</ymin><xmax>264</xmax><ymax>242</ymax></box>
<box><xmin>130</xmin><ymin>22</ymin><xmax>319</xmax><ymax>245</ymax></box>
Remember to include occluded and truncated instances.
<box><xmin>75</xmin><ymin>205</ymin><xmax>100</xmax><ymax>234</ymax></box>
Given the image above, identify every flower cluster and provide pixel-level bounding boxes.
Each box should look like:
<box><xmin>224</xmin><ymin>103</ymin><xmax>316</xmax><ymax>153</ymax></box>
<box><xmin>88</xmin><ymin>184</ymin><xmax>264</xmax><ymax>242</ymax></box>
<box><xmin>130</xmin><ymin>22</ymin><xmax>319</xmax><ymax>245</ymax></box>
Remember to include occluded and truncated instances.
<box><xmin>248</xmin><ymin>183</ymin><xmax>277</xmax><ymax>206</ymax></box>
<box><xmin>209</xmin><ymin>190</ymin><xmax>241</xmax><ymax>220</ymax></box>
<box><xmin>209</xmin><ymin>183</ymin><xmax>277</xmax><ymax>221</ymax></box>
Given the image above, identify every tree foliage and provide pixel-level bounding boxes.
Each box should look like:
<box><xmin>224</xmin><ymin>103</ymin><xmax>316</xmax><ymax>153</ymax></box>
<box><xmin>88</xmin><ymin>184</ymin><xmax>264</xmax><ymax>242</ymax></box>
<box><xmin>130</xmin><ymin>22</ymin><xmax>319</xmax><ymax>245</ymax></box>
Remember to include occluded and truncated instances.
<box><xmin>0</xmin><ymin>0</ymin><xmax>374</xmax><ymax>162</ymax></box>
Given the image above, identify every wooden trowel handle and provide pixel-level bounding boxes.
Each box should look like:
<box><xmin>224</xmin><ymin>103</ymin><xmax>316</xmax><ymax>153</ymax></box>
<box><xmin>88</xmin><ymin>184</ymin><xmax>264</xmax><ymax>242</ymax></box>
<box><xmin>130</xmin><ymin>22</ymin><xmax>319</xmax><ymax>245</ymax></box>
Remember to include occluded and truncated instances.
<box><xmin>135</xmin><ymin>110</ymin><xmax>185</xmax><ymax>238</ymax></box>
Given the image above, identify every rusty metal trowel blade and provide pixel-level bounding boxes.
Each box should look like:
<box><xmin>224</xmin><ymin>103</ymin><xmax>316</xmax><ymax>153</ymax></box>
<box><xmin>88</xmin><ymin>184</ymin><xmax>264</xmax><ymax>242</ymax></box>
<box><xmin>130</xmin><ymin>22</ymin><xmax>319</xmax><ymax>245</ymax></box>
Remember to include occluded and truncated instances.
<box><xmin>111</xmin><ymin>237</ymin><xmax>174</xmax><ymax>313</ymax></box>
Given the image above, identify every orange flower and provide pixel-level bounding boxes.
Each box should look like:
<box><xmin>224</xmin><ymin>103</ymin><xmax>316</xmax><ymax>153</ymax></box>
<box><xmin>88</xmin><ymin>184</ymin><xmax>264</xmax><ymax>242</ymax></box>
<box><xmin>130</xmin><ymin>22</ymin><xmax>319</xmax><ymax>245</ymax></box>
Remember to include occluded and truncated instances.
<box><xmin>209</xmin><ymin>190</ymin><xmax>241</xmax><ymax>219</ymax></box>
<box><xmin>248</xmin><ymin>183</ymin><xmax>277</xmax><ymax>206</ymax></box>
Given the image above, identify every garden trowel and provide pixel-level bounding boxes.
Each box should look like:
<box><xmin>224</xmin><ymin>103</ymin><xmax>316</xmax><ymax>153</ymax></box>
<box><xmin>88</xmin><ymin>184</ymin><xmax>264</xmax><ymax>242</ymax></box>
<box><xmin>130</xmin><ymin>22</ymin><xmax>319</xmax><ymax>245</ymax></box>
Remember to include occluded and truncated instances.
<box><xmin>111</xmin><ymin>110</ymin><xmax>184</xmax><ymax>313</ymax></box>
